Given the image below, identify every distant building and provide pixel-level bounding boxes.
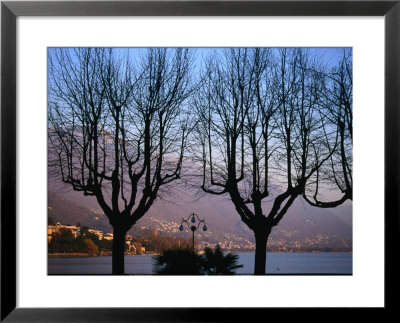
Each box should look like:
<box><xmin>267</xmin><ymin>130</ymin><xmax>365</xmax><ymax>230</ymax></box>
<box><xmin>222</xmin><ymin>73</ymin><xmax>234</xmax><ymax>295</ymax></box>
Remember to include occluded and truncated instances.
<box><xmin>48</xmin><ymin>222</ymin><xmax>135</xmax><ymax>245</ymax></box>
<box><xmin>48</xmin><ymin>222</ymin><xmax>80</xmax><ymax>243</ymax></box>
<box><xmin>88</xmin><ymin>228</ymin><xmax>103</xmax><ymax>240</ymax></box>
<box><xmin>48</xmin><ymin>222</ymin><xmax>105</xmax><ymax>242</ymax></box>
<box><xmin>103</xmin><ymin>233</ymin><xmax>114</xmax><ymax>241</ymax></box>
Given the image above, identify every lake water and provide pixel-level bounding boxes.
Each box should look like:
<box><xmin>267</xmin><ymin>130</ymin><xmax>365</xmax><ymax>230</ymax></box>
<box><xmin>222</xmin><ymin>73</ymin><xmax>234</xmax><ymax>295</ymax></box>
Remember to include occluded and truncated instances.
<box><xmin>48</xmin><ymin>252</ymin><xmax>352</xmax><ymax>275</ymax></box>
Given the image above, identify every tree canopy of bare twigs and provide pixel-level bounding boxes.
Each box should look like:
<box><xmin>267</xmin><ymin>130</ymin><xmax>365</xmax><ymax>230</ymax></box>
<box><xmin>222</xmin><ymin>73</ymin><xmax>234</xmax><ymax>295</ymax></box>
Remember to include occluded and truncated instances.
<box><xmin>302</xmin><ymin>50</ymin><xmax>353</xmax><ymax>207</ymax></box>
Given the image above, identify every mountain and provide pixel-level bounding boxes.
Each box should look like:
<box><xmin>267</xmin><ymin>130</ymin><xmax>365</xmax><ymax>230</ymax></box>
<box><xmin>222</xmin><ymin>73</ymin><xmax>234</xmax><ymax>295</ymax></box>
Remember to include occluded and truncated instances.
<box><xmin>48</xmin><ymin>191</ymin><xmax>111</xmax><ymax>232</ymax></box>
<box><xmin>48</xmin><ymin>180</ymin><xmax>352</xmax><ymax>251</ymax></box>
<box><xmin>267</xmin><ymin>198</ymin><xmax>352</xmax><ymax>250</ymax></box>
<box><xmin>329</xmin><ymin>204</ymin><xmax>352</xmax><ymax>226</ymax></box>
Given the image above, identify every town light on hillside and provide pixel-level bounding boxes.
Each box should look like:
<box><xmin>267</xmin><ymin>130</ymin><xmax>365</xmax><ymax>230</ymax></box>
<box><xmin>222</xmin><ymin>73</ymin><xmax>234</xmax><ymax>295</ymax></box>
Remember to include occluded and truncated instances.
<box><xmin>179</xmin><ymin>213</ymin><xmax>207</xmax><ymax>252</ymax></box>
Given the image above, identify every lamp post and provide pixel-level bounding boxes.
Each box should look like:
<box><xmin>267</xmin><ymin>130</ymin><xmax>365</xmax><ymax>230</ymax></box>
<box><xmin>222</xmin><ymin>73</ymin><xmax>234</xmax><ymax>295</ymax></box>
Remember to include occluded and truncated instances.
<box><xmin>179</xmin><ymin>213</ymin><xmax>207</xmax><ymax>252</ymax></box>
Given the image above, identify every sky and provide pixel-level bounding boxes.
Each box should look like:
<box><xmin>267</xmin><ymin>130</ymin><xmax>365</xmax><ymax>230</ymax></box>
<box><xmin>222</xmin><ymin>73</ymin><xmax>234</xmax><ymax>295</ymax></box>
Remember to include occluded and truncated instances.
<box><xmin>48</xmin><ymin>46</ymin><xmax>352</xmax><ymax>210</ymax></box>
<box><xmin>48</xmin><ymin>47</ymin><xmax>351</xmax><ymax>70</ymax></box>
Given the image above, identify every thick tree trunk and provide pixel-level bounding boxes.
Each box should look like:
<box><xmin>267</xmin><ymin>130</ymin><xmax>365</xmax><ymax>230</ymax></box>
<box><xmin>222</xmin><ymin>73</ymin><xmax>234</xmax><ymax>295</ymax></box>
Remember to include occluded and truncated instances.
<box><xmin>254</xmin><ymin>231</ymin><xmax>269</xmax><ymax>275</ymax></box>
<box><xmin>112</xmin><ymin>226</ymin><xmax>127</xmax><ymax>275</ymax></box>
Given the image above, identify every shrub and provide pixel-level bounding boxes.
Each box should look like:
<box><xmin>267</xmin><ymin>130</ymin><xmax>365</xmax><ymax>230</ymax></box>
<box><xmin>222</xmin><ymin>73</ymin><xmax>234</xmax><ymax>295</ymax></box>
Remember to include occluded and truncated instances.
<box><xmin>84</xmin><ymin>239</ymin><xmax>99</xmax><ymax>256</ymax></box>
<box><xmin>152</xmin><ymin>247</ymin><xmax>203</xmax><ymax>275</ymax></box>
<box><xmin>152</xmin><ymin>245</ymin><xmax>243</xmax><ymax>275</ymax></box>
<box><xmin>201</xmin><ymin>245</ymin><xmax>243</xmax><ymax>275</ymax></box>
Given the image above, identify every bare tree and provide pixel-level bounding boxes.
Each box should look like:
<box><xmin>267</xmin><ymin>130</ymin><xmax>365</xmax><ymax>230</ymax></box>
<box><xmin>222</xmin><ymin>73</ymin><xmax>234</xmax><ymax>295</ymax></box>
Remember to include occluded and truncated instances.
<box><xmin>193</xmin><ymin>48</ymin><xmax>344</xmax><ymax>274</ymax></box>
<box><xmin>48</xmin><ymin>48</ymin><xmax>193</xmax><ymax>274</ymax></box>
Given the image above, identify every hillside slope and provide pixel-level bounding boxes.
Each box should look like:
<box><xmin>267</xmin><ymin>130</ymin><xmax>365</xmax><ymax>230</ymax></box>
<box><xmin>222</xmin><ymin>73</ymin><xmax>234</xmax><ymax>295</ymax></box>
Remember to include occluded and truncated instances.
<box><xmin>48</xmin><ymin>182</ymin><xmax>352</xmax><ymax>251</ymax></box>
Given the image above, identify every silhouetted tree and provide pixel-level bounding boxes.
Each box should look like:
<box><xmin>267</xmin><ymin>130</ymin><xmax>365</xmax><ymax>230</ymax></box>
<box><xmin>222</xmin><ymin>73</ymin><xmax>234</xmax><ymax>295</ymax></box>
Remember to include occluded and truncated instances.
<box><xmin>49</xmin><ymin>228</ymin><xmax>74</xmax><ymax>252</ymax></box>
<box><xmin>152</xmin><ymin>245</ymin><xmax>243</xmax><ymax>275</ymax></box>
<box><xmin>201</xmin><ymin>244</ymin><xmax>243</xmax><ymax>275</ymax></box>
<box><xmin>152</xmin><ymin>247</ymin><xmax>203</xmax><ymax>275</ymax></box>
<box><xmin>193</xmin><ymin>48</ymin><xmax>349</xmax><ymax>274</ymax></box>
<box><xmin>48</xmin><ymin>48</ymin><xmax>193</xmax><ymax>274</ymax></box>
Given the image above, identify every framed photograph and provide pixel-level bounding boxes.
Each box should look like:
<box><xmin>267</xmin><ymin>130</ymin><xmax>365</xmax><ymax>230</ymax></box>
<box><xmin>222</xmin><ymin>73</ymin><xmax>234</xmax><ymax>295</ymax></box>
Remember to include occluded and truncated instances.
<box><xmin>1</xmin><ymin>0</ymin><xmax>398</xmax><ymax>321</ymax></box>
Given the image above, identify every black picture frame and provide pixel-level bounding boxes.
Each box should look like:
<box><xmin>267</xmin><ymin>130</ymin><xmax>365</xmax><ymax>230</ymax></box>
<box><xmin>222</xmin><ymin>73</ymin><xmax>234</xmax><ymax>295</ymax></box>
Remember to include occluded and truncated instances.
<box><xmin>1</xmin><ymin>0</ymin><xmax>398</xmax><ymax>321</ymax></box>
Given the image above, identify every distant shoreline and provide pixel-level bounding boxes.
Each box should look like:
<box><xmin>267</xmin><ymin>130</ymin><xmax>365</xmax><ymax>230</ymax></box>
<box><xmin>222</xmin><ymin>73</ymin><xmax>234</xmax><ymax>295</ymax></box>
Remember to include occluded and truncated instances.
<box><xmin>48</xmin><ymin>250</ymin><xmax>352</xmax><ymax>258</ymax></box>
<box><xmin>48</xmin><ymin>252</ymin><xmax>163</xmax><ymax>258</ymax></box>
<box><xmin>48</xmin><ymin>252</ymin><xmax>98</xmax><ymax>258</ymax></box>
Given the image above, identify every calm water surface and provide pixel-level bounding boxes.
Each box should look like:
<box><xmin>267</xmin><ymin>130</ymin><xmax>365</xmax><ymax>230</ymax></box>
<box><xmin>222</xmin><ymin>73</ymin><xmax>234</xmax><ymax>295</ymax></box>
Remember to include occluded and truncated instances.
<box><xmin>48</xmin><ymin>252</ymin><xmax>352</xmax><ymax>275</ymax></box>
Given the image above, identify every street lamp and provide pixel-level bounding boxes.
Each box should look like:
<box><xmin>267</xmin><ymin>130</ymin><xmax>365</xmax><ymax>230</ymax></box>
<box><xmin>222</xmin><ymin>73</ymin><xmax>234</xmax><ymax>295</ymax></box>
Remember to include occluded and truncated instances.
<box><xmin>179</xmin><ymin>213</ymin><xmax>207</xmax><ymax>252</ymax></box>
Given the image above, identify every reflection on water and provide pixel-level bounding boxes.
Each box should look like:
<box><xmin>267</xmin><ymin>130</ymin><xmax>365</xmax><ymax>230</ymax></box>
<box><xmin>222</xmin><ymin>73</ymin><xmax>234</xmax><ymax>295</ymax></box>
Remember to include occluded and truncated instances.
<box><xmin>48</xmin><ymin>252</ymin><xmax>352</xmax><ymax>275</ymax></box>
